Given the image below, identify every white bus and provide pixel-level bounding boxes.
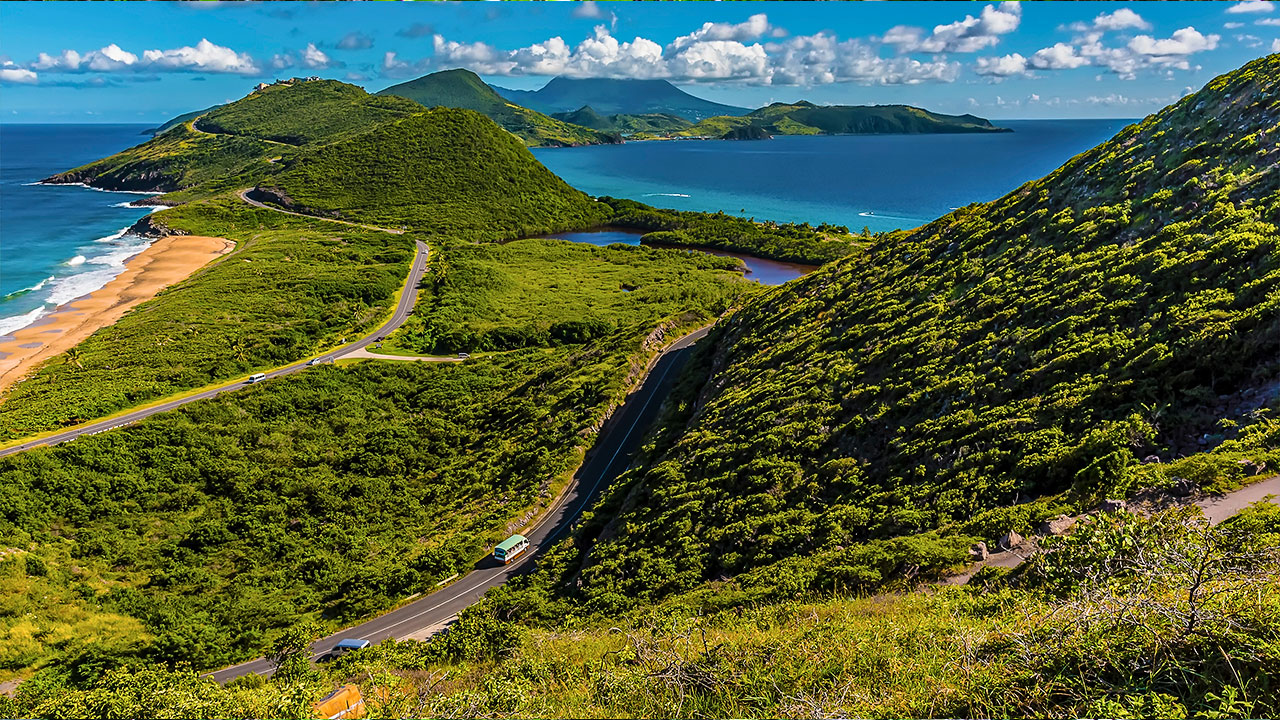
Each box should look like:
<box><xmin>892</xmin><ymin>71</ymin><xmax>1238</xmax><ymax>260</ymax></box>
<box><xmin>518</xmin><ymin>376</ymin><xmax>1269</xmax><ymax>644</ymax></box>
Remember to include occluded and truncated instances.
<box><xmin>247</xmin><ymin>373</ymin><xmax>267</xmax><ymax>384</ymax></box>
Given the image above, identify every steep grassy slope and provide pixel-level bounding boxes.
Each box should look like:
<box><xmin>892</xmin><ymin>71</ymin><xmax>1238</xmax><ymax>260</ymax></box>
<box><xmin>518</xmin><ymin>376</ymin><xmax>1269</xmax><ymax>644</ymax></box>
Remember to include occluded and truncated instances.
<box><xmin>550</xmin><ymin>105</ymin><xmax>692</xmax><ymax>135</ymax></box>
<box><xmin>255</xmin><ymin>107</ymin><xmax>611</xmax><ymax>238</ymax></box>
<box><xmin>43</xmin><ymin>122</ymin><xmax>280</xmax><ymax>193</ymax></box>
<box><xmin>197</xmin><ymin>80</ymin><xmax>423</xmax><ymax>145</ymax></box>
<box><xmin>377</xmin><ymin>69</ymin><xmax>618</xmax><ymax>147</ymax></box>
<box><xmin>553</xmin><ymin>55</ymin><xmax>1280</xmax><ymax>604</ymax></box>
<box><xmin>142</xmin><ymin>106</ymin><xmax>222</xmax><ymax>136</ymax></box>
<box><xmin>681</xmin><ymin>101</ymin><xmax>1008</xmax><ymax>138</ymax></box>
<box><xmin>45</xmin><ymin>80</ymin><xmax>423</xmax><ymax>194</ymax></box>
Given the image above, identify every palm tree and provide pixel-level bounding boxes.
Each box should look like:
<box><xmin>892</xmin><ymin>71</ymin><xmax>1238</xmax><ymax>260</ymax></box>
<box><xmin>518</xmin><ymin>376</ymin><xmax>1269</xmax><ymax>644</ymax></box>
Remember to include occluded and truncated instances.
<box><xmin>65</xmin><ymin>347</ymin><xmax>82</xmax><ymax>369</ymax></box>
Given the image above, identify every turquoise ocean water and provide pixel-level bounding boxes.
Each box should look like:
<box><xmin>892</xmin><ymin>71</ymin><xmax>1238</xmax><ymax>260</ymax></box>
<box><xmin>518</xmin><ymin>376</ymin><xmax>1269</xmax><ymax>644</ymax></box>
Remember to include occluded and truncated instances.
<box><xmin>0</xmin><ymin>124</ymin><xmax>161</xmax><ymax>336</ymax></box>
<box><xmin>534</xmin><ymin>119</ymin><xmax>1132</xmax><ymax>233</ymax></box>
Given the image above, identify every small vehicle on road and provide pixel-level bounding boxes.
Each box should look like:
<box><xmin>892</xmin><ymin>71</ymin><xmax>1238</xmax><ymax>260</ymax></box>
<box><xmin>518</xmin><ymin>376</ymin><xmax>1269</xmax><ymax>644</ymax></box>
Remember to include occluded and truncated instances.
<box><xmin>307</xmin><ymin>358</ymin><xmax>322</xmax><ymax>366</ymax></box>
<box><xmin>247</xmin><ymin>373</ymin><xmax>267</xmax><ymax>384</ymax></box>
<box><xmin>332</xmin><ymin>638</ymin><xmax>370</xmax><ymax>655</ymax></box>
<box><xmin>319</xmin><ymin>638</ymin><xmax>370</xmax><ymax>663</ymax></box>
<box><xmin>457</xmin><ymin>352</ymin><xmax>470</xmax><ymax>359</ymax></box>
<box><xmin>494</xmin><ymin>534</ymin><xmax>530</xmax><ymax>565</ymax></box>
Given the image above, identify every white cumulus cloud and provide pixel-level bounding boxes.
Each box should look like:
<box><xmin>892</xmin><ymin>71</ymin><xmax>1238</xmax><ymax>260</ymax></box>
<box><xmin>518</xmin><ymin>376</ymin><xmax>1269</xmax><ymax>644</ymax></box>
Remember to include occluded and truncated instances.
<box><xmin>1226</xmin><ymin>1</ymin><xmax>1275</xmax><ymax>14</ymax></box>
<box><xmin>0</xmin><ymin>65</ymin><xmax>38</xmax><ymax>84</ymax></box>
<box><xmin>301</xmin><ymin>43</ymin><xmax>331</xmax><ymax>69</ymax></box>
<box><xmin>1030</xmin><ymin>42</ymin><xmax>1089</xmax><ymax>69</ymax></box>
<box><xmin>1128</xmin><ymin>27</ymin><xmax>1220</xmax><ymax>56</ymax></box>
<box><xmin>1067</xmin><ymin>8</ymin><xmax>1152</xmax><ymax>33</ymax></box>
<box><xmin>974</xmin><ymin>53</ymin><xmax>1027</xmax><ymax>76</ymax></box>
<box><xmin>885</xmin><ymin>2</ymin><xmax>1022</xmax><ymax>54</ymax></box>
<box><xmin>421</xmin><ymin>15</ymin><xmax>961</xmax><ymax>87</ymax></box>
<box><xmin>26</xmin><ymin>39</ymin><xmax>259</xmax><ymax>75</ymax></box>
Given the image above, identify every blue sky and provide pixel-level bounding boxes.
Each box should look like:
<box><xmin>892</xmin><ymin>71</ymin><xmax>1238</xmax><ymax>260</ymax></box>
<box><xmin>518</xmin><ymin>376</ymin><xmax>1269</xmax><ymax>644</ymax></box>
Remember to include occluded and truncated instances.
<box><xmin>2</xmin><ymin>1</ymin><xmax>1277</xmax><ymax>122</ymax></box>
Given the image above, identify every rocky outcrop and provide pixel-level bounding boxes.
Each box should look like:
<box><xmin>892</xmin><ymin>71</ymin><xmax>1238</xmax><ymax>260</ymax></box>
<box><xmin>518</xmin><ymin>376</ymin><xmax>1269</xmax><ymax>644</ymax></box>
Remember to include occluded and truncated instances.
<box><xmin>969</xmin><ymin>542</ymin><xmax>989</xmax><ymax>561</ymax></box>
<box><xmin>41</xmin><ymin>169</ymin><xmax>177</xmax><ymax>194</ymax></box>
<box><xmin>722</xmin><ymin>125</ymin><xmax>773</xmax><ymax>141</ymax></box>
<box><xmin>1038</xmin><ymin>515</ymin><xmax>1076</xmax><ymax>536</ymax></box>
<box><xmin>1100</xmin><ymin>498</ymin><xmax>1128</xmax><ymax>513</ymax></box>
<box><xmin>997</xmin><ymin>531</ymin><xmax>1024</xmax><ymax>551</ymax></box>
<box><xmin>126</xmin><ymin>214</ymin><xmax>189</xmax><ymax>239</ymax></box>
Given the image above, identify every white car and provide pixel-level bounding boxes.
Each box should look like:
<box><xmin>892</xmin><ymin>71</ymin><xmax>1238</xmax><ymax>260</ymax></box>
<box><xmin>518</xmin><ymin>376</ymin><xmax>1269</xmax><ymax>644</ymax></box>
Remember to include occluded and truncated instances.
<box><xmin>457</xmin><ymin>352</ymin><xmax>470</xmax><ymax>359</ymax></box>
<box><xmin>307</xmin><ymin>357</ymin><xmax>322</xmax><ymax>366</ymax></box>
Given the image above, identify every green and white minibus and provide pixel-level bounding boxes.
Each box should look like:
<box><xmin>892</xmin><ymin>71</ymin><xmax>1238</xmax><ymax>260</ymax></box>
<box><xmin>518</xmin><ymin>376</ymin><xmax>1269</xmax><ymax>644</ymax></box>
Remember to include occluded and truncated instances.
<box><xmin>493</xmin><ymin>534</ymin><xmax>530</xmax><ymax>564</ymax></box>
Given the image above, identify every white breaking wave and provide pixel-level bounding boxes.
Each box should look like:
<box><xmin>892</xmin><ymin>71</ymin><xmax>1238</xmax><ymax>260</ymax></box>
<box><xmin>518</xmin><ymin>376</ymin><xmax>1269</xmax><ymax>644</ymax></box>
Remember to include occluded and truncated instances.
<box><xmin>0</xmin><ymin>235</ymin><xmax>152</xmax><ymax>335</ymax></box>
<box><xmin>0</xmin><ymin>306</ymin><xmax>49</xmax><ymax>337</ymax></box>
<box><xmin>3</xmin><ymin>276</ymin><xmax>55</xmax><ymax>299</ymax></box>
<box><xmin>25</xmin><ymin>181</ymin><xmax>162</xmax><ymax>196</ymax></box>
<box><xmin>643</xmin><ymin>193</ymin><xmax>692</xmax><ymax>198</ymax></box>
<box><xmin>93</xmin><ymin>225</ymin><xmax>132</xmax><ymax>243</ymax></box>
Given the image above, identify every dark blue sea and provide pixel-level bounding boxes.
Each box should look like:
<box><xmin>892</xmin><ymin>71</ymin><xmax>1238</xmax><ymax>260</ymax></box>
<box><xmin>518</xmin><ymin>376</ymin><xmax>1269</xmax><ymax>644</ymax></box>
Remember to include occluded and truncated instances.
<box><xmin>534</xmin><ymin>119</ymin><xmax>1132</xmax><ymax>234</ymax></box>
<box><xmin>0</xmin><ymin>124</ymin><xmax>159</xmax><ymax>336</ymax></box>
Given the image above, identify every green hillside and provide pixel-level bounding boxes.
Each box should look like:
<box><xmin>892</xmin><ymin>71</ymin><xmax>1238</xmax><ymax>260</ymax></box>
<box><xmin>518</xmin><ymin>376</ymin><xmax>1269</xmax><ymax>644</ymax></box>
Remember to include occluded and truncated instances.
<box><xmin>679</xmin><ymin>101</ymin><xmax>1009</xmax><ymax>138</ymax></box>
<box><xmin>142</xmin><ymin>106</ymin><xmax>222</xmax><ymax>136</ymax></box>
<box><xmin>377</xmin><ymin>69</ymin><xmax>619</xmax><ymax>147</ymax></box>
<box><xmin>43</xmin><ymin>121</ymin><xmax>282</xmax><ymax>194</ymax></box>
<box><xmin>549</xmin><ymin>55</ymin><xmax>1280</xmax><ymax>605</ymax></box>
<box><xmin>197</xmin><ymin>79</ymin><xmax>423</xmax><ymax>145</ymax></box>
<box><xmin>253</xmin><ymin>107</ymin><xmax>610</xmax><ymax>238</ymax></box>
<box><xmin>44</xmin><ymin>79</ymin><xmax>425</xmax><ymax>195</ymax></box>
<box><xmin>550</xmin><ymin>105</ymin><xmax>692</xmax><ymax>135</ymax></box>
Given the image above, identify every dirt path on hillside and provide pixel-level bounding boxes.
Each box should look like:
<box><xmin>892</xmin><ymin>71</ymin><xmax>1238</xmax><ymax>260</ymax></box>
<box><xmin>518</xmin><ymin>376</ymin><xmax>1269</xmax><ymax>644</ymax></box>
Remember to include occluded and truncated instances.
<box><xmin>947</xmin><ymin>474</ymin><xmax>1280</xmax><ymax>584</ymax></box>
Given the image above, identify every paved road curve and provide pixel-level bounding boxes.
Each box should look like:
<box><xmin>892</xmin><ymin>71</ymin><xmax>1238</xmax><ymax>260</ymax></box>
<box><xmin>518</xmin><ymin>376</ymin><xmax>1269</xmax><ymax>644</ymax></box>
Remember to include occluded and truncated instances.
<box><xmin>0</xmin><ymin>234</ymin><xmax>429</xmax><ymax>459</ymax></box>
<box><xmin>208</xmin><ymin>326</ymin><xmax>711</xmax><ymax>683</ymax></box>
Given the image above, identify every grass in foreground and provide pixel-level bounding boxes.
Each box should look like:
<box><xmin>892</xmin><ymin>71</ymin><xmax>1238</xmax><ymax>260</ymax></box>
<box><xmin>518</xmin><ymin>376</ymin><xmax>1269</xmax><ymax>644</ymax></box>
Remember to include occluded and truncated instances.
<box><xmin>8</xmin><ymin>504</ymin><xmax>1277</xmax><ymax>719</ymax></box>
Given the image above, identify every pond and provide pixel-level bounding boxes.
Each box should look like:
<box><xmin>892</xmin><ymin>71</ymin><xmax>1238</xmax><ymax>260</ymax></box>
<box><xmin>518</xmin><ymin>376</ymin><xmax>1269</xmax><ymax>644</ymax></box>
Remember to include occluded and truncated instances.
<box><xmin>539</xmin><ymin>227</ymin><xmax>817</xmax><ymax>286</ymax></box>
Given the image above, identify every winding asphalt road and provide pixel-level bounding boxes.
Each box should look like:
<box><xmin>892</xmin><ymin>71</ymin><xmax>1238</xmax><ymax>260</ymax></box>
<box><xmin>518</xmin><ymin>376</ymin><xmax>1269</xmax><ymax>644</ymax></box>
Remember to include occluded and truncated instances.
<box><xmin>0</xmin><ymin>212</ymin><xmax>426</xmax><ymax>459</ymax></box>
<box><xmin>207</xmin><ymin>326</ymin><xmax>711</xmax><ymax>683</ymax></box>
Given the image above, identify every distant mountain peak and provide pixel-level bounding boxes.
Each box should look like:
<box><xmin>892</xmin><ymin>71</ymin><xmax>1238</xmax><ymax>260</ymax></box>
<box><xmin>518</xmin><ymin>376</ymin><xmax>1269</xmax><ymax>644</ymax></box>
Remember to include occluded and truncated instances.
<box><xmin>493</xmin><ymin>76</ymin><xmax>749</xmax><ymax>121</ymax></box>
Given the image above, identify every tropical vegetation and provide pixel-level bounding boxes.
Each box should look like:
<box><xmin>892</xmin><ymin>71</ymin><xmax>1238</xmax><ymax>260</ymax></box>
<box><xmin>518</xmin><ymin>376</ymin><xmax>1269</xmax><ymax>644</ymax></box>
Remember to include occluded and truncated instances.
<box><xmin>549</xmin><ymin>105</ymin><xmax>693</xmax><ymax>136</ymax></box>
<box><xmin>254</xmin><ymin>108</ymin><xmax>611</xmax><ymax>239</ymax></box>
<box><xmin>533</xmin><ymin>53</ymin><xmax>1280</xmax><ymax>610</ymax></box>
<box><xmin>604</xmin><ymin>196</ymin><xmax>864</xmax><ymax>265</ymax></box>
<box><xmin>387</xmin><ymin>237</ymin><xmax>754</xmax><ymax>355</ymax></box>
<box><xmin>6</xmin><ymin>503</ymin><xmax>1277</xmax><ymax>718</ymax></box>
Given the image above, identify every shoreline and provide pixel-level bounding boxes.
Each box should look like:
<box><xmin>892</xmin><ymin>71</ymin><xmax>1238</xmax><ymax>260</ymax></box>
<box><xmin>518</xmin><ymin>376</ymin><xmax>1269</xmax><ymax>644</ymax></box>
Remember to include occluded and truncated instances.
<box><xmin>0</xmin><ymin>234</ymin><xmax>235</xmax><ymax>392</ymax></box>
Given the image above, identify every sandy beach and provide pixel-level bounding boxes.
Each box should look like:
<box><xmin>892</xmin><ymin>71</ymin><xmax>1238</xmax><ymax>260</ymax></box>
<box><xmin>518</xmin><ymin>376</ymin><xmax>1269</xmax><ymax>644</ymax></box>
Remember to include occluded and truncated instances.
<box><xmin>0</xmin><ymin>235</ymin><xmax>235</xmax><ymax>392</ymax></box>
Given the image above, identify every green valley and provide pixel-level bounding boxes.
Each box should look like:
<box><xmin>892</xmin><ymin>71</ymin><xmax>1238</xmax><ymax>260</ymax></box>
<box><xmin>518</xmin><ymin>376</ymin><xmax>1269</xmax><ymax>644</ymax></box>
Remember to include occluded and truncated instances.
<box><xmin>387</xmin><ymin>238</ymin><xmax>754</xmax><ymax>355</ymax></box>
